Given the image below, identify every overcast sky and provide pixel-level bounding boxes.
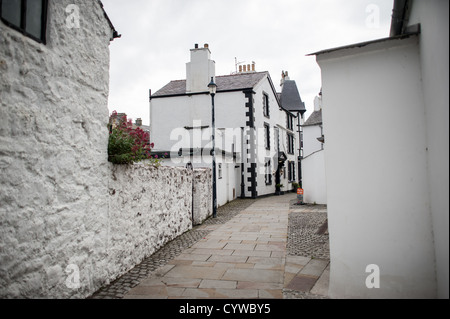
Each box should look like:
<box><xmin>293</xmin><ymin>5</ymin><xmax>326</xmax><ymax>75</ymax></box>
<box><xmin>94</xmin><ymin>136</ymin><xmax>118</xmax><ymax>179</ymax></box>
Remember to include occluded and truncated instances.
<box><xmin>102</xmin><ymin>0</ymin><xmax>393</xmax><ymax>125</ymax></box>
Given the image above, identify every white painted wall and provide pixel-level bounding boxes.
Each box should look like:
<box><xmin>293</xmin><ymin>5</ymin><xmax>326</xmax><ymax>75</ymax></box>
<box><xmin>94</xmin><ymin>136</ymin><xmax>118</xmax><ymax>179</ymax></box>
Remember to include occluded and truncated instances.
<box><xmin>0</xmin><ymin>0</ymin><xmax>112</xmax><ymax>298</ymax></box>
<box><xmin>302</xmin><ymin>125</ymin><xmax>323</xmax><ymax>158</ymax></box>
<box><xmin>407</xmin><ymin>0</ymin><xmax>449</xmax><ymax>299</ymax></box>
<box><xmin>317</xmin><ymin>35</ymin><xmax>437</xmax><ymax>298</ymax></box>
<box><xmin>302</xmin><ymin>150</ymin><xmax>327</xmax><ymax>204</ymax></box>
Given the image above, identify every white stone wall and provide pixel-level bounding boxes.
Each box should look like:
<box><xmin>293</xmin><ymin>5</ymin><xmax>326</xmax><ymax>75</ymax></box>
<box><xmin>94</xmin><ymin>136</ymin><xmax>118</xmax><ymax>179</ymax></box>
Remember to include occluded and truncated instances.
<box><xmin>0</xmin><ymin>0</ymin><xmax>202</xmax><ymax>299</ymax></box>
<box><xmin>107</xmin><ymin>165</ymin><xmax>194</xmax><ymax>280</ymax></box>
<box><xmin>0</xmin><ymin>0</ymin><xmax>112</xmax><ymax>298</ymax></box>
<box><xmin>193</xmin><ymin>168</ymin><xmax>212</xmax><ymax>225</ymax></box>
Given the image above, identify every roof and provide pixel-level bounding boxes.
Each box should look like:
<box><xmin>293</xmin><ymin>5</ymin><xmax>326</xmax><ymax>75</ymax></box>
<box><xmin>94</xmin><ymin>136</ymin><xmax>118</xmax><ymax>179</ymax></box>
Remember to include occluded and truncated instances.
<box><xmin>303</xmin><ymin>109</ymin><xmax>322</xmax><ymax>126</ymax></box>
<box><xmin>308</xmin><ymin>32</ymin><xmax>420</xmax><ymax>57</ymax></box>
<box><xmin>280</xmin><ymin>80</ymin><xmax>306</xmax><ymax>113</ymax></box>
<box><xmin>98</xmin><ymin>0</ymin><xmax>121</xmax><ymax>41</ymax></box>
<box><xmin>152</xmin><ymin>72</ymin><xmax>269</xmax><ymax>98</ymax></box>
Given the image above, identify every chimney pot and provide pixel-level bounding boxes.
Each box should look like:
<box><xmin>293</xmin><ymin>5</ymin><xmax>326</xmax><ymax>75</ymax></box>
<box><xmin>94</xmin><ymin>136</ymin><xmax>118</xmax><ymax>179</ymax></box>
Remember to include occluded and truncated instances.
<box><xmin>252</xmin><ymin>63</ymin><xmax>255</xmax><ymax>71</ymax></box>
<box><xmin>204</xmin><ymin>43</ymin><xmax>209</xmax><ymax>48</ymax></box>
<box><xmin>243</xmin><ymin>65</ymin><xmax>247</xmax><ymax>72</ymax></box>
<box><xmin>239</xmin><ymin>65</ymin><xmax>243</xmax><ymax>72</ymax></box>
<box><xmin>195</xmin><ymin>43</ymin><xmax>199</xmax><ymax>49</ymax></box>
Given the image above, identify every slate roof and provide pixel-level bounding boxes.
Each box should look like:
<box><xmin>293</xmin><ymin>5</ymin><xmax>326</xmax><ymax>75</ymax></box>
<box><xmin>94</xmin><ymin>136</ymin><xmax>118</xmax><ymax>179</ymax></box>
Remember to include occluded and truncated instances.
<box><xmin>280</xmin><ymin>80</ymin><xmax>306</xmax><ymax>113</ymax></box>
<box><xmin>152</xmin><ymin>72</ymin><xmax>269</xmax><ymax>97</ymax></box>
<box><xmin>303</xmin><ymin>109</ymin><xmax>322</xmax><ymax>126</ymax></box>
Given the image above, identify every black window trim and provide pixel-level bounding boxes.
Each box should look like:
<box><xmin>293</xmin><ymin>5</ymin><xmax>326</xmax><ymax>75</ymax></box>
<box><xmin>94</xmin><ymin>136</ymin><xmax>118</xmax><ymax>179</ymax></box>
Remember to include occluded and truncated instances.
<box><xmin>265</xmin><ymin>158</ymin><xmax>272</xmax><ymax>186</ymax></box>
<box><xmin>0</xmin><ymin>0</ymin><xmax>49</xmax><ymax>44</ymax></box>
<box><xmin>263</xmin><ymin>92</ymin><xmax>270</xmax><ymax>118</ymax></box>
<box><xmin>287</xmin><ymin>133</ymin><xmax>295</xmax><ymax>155</ymax></box>
<box><xmin>264</xmin><ymin>122</ymin><xmax>270</xmax><ymax>150</ymax></box>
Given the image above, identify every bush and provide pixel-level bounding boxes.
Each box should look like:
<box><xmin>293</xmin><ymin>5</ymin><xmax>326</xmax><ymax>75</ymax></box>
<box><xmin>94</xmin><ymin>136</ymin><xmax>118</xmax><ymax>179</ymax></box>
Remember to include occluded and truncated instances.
<box><xmin>108</xmin><ymin>111</ymin><xmax>154</xmax><ymax>165</ymax></box>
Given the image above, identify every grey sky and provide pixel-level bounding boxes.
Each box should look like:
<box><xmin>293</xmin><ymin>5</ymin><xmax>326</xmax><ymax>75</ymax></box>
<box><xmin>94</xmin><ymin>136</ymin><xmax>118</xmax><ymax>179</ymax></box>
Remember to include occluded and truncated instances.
<box><xmin>102</xmin><ymin>0</ymin><xmax>393</xmax><ymax>125</ymax></box>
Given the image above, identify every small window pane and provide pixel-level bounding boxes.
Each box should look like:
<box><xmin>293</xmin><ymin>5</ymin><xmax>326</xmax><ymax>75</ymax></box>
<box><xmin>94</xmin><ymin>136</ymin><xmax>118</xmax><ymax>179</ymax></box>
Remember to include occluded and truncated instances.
<box><xmin>1</xmin><ymin>0</ymin><xmax>22</xmax><ymax>27</ymax></box>
<box><xmin>26</xmin><ymin>0</ymin><xmax>43</xmax><ymax>39</ymax></box>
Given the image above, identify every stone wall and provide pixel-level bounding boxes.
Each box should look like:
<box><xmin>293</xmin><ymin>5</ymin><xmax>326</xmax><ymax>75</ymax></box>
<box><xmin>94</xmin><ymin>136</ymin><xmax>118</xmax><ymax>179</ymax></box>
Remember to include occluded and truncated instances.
<box><xmin>193</xmin><ymin>168</ymin><xmax>212</xmax><ymax>225</ymax></box>
<box><xmin>0</xmin><ymin>0</ymin><xmax>209</xmax><ymax>299</ymax></box>
<box><xmin>107</xmin><ymin>164</ymin><xmax>194</xmax><ymax>281</ymax></box>
<box><xmin>0</xmin><ymin>0</ymin><xmax>113</xmax><ymax>299</ymax></box>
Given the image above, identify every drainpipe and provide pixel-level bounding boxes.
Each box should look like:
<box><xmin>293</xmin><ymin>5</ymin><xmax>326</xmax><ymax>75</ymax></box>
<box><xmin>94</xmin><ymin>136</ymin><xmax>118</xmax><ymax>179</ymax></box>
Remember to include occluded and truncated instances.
<box><xmin>240</xmin><ymin>127</ymin><xmax>246</xmax><ymax>198</ymax></box>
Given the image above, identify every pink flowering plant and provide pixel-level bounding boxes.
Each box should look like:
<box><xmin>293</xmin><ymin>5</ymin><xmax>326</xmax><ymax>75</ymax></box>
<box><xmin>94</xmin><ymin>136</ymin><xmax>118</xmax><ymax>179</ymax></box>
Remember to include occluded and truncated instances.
<box><xmin>108</xmin><ymin>111</ymin><xmax>155</xmax><ymax>165</ymax></box>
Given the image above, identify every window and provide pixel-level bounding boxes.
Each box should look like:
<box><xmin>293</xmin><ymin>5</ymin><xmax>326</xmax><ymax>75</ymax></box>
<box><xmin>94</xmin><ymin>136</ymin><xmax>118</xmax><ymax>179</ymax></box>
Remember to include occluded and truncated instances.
<box><xmin>288</xmin><ymin>161</ymin><xmax>295</xmax><ymax>182</ymax></box>
<box><xmin>264</xmin><ymin>123</ymin><xmax>270</xmax><ymax>150</ymax></box>
<box><xmin>0</xmin><ymin>0</ymin><xmax>48</xmax><ymax>43</ymax></box>
<box><xmin>263</xmin><ymin>93</ymin><xmax>270</xmax><ymax>118</ymax></box>
<box><xmin>218</xmin><ymin>163</ymin><xmax>223</xmax><ymax>179</ymax></box>
<box><xmin>287</xmin><ymin>133</ymin><xmax>295</xmax><ymax>154</ymax></box>
<box><xmin>287</xmin><ymin>113</ymin><xmax>293</xmax><ymax>131</ymax></box>
<box><xmin>265</xmin><ymin>159</ymin><xmax>272</xmax><ymax>185</ymax></box>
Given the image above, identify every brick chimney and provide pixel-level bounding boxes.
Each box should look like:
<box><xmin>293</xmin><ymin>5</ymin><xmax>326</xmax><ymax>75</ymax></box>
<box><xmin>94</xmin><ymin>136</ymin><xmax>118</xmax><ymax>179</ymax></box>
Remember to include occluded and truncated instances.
<box><xmin>186</xmin><ymin>43</ymin><xmax>216</xmax><ymax>93</ymax></box>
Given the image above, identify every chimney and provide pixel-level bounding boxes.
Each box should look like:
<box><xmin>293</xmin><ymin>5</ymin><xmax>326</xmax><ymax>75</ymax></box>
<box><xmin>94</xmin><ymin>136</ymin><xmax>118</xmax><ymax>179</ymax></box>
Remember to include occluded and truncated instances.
<box><xmin>135</xmin><ymin>118</ymin><xmax>143</xmax><ymax>127</ymax></box>
<box><xmin>280</xmin><ymin>70</ymin><xmax>290</xmax><ymax>88</ymax></box>
<box><xmin>186</xmin><ymin>43</ymin><xmax>216</xmax><ymax>93</ymax></box>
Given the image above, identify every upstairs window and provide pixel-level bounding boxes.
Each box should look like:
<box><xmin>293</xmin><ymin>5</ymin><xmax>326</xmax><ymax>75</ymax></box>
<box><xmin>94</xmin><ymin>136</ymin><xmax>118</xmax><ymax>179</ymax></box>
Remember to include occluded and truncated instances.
<box><xmin>264</xmin><ymin>123</ymin><xmax>270</xmax><ymax>150</ymax></box>
<box><xmin>263</xmin><ymin>93</ymin><xmax>270</xmax><ymax>118</ymax></box>
<box><xmin>287</xmin><ymin>133</ymin><xmax>295</xmax><ymax>154</ymax></box>
<box><xmin>287</xmin><ymin>113</ymin><xmax>294</xmax><ymax>131</ymax></box>
<box><xmin>0</xmin><ymin>0</ymin><xmax>48</xmax><ymax>44</ymax></box>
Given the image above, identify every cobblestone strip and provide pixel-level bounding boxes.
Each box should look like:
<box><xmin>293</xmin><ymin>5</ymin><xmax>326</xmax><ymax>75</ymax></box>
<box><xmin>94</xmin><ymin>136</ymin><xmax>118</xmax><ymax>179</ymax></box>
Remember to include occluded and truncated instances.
<box><xmin>283</xmin><ymin>200</ymin><xmax>330</xmax><ymax>299</ymax></box>
<box><xmin>89</xmin><ymin>198</ymin><xmax>257</xmax><ymax>299</ymax></box>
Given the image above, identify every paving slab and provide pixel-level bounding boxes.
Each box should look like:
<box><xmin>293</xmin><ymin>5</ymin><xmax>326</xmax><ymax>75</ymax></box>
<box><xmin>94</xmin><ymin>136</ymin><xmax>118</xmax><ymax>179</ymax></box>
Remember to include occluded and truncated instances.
<box><xmin>92</xmin><ymin>194</ymin><xmax>330</xmax><ymax>300</ymax></box>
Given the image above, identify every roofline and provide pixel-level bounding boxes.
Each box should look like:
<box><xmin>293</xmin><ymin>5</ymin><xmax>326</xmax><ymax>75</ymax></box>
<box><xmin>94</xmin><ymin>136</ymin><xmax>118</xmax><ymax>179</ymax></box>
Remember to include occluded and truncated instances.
<box><xmin>390</xmin><ymin>0</ymin><xmax>412</xmax><ymax>37</ymax></box>
<box><xmin>97</xmin><ymin>0</ymin><xmax>121</xmax><ymax>41</ymax></box>
<box><xmin>150</xmin><ymin>88</ymin><xmax>256</xmax><ymax>100</ymax></box>
<box><xmin>307</xmin><ymin>31</ymin><xmax>420</xmax><ymax>57</ymax></box>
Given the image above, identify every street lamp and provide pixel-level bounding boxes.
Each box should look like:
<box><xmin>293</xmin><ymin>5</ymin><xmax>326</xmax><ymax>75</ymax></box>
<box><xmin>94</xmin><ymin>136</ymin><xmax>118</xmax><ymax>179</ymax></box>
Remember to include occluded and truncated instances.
<box><xmin>208</xmin><ymin>77</ymin><xmax>218</xmax><ymax>218</ymax></box>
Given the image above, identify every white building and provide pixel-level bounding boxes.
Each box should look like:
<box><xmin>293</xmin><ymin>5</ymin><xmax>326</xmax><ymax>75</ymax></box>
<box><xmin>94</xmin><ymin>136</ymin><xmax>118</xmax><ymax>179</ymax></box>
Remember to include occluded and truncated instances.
<box><xmin>0</xmin><ymin>0</ymin><xmax>120</xmax><ymax>298</ymax></box>
<box><xmin>301</xmin><ymin>92</ymin><xmax>327</xmax><ymax>204</ymax></box>
<box><xmin>311</xmin><ymin>0</ymin><xmax>448</xmax><ymax>298</ymax></box>
<box><xmin>150</xmin><ymin>44</ymin><xmax>303</xmax><ymax>206</ymax></box>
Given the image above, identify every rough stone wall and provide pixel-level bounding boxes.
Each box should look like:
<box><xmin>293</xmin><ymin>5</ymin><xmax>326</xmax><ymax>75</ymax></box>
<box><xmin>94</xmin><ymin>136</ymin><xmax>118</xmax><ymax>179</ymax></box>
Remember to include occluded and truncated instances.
<box><xmin>192</xmin><ymin>169</ymin><xmax>212</xmax><ymax>225</ymax></box>
<box><xmin>0</xmin><ymin>0</ymin><xmax>112</xmax><ymax>298</ymax></box>
<box><xmin>107</xmin><ymin>164</ymin><xmax>193</xmax><ymax>280</ymax></box>
<box><xmin>0</xmin><ymin>0</ymin><xmax>206</xmax><ymax>299</ymax></box>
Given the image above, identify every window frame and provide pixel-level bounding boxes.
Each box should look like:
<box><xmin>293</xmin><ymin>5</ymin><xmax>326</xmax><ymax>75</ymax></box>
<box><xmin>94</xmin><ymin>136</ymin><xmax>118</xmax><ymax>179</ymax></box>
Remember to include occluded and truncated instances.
<box><xmin>264</xmin><ymin>122</ymin><xmax>271</xmax><ymax>150</ymax></box>
<box><xmin>265</xmin><ymin>158</ymin><xmax>272</xmax><ymax>186</ymax></box>
<box><xmin>287</xmin><ymin>133</ymin><xmax>295</xmax><ymax>155</ymax></box>
<box><xmin>0</xmin><ymin>0</ymin><xmax>48</xmax><ymax>44</ymax></box>
<box><xmin>288</xmin><ymin>161</ymin><xmax>295</xmax><ymax>182</ymax></box>
<box><xmin>263</xmin><ymin>92</ymin><xmax>270</xmax><ymax>118</ymax></box>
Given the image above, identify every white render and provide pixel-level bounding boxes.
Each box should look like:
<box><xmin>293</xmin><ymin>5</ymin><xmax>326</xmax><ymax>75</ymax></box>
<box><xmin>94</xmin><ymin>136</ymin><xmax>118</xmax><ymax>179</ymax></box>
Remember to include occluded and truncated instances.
<box><xmin>316</xmin><ymin>0</ymin><xmax>448</xmax><ymax>297</ymax></box>
<box><xmin>407</xmin><ymin>0</ymin><xmax>449</xmax><ymax>299</ymax></box>
<box><xmin>301</xmin><ymin>95</ymin><xmax>326</xmax><ymax>204</ymax></box>
<box><xmin>301</xmin><ymin>150</ymin><xmax>327</xmax><ymax>205</ymax></box>
<box><xmin>186</xmin><ymin>45</ymin><xmax>216</xmax><ymax>93</ymax></box>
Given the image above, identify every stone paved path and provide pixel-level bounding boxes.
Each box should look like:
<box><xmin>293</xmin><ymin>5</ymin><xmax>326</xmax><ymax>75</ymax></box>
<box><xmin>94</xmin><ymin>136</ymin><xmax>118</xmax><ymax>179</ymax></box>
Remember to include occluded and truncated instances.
<box><xmin>91</xmin><ymin>193</ymin><xmax>329</xmax><ymax>299</ymax></box>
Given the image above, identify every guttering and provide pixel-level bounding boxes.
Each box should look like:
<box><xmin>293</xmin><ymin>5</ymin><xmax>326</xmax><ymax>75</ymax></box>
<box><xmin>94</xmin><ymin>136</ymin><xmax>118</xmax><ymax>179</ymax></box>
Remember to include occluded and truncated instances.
<box><xmin>390</xmin><ymin>0</ymin><xmax>412</xmax><ymax>37</ymax></box>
